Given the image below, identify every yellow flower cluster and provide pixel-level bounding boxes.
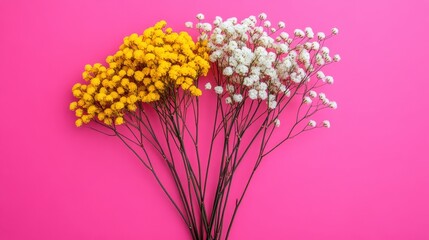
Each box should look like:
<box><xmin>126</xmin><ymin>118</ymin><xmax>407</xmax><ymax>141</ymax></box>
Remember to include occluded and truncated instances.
<box><xmin>70</xmin><ymin>21</ymin><xmax>210</xmax><ymax>127</ymax></box>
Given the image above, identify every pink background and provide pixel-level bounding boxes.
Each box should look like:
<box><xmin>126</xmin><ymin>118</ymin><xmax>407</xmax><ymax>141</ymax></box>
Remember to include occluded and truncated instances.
<box><xmin>1</xmin><ymin>0</ymin><xmax>429</xmax><ymax>239</ymax></box>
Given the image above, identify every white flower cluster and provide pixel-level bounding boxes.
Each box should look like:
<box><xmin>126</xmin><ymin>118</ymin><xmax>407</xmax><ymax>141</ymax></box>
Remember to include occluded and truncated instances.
<box><xmin>189</xmin><ymin>13</ymin><xmax>339</xmax><ymax>127</ymax></box>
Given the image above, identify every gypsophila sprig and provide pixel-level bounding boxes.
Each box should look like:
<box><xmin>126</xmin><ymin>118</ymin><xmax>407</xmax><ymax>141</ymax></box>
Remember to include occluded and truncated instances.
<box><xmin>70</xmin><ymin>13</ymin><xmax>340</xmax><ymax>240</ymax></box>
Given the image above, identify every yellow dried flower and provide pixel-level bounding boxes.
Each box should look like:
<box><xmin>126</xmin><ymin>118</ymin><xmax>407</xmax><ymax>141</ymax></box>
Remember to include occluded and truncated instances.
<box><xmin>70</xmin><ymin>20</ymin><xmax>210</xmax><ymax>127</ymax></box>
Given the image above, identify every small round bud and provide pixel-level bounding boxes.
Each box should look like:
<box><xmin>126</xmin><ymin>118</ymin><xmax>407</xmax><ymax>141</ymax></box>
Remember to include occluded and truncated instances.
<box><xmin>317</xmin><ymin>32</ymin><xmax>326</xmax><ymax>40</ymax></box>
<box><xmin>205</xmin><ymin>82</ymin><xmax>212</xmax><ymax>90</ymax></box>
<box><xmin>196</xmin><ymin>13</ymin><xmax>204</xmax><ymax>20</ymax></box>
<box><xmin>185</xmin><ymin>22</ymin><xmax>193</xmax><ymax>28</ymax></box>
<box><xmin>333</xmin><ymin>54</ymin><xmax>341</xmax><ymax>62</ymax></box>
<box><xmin>274</xmin><ymin>119</ymin><xmax>281</xmax><ymax>127</ymax></box>
<box><xmin>322</xmin><ymin>120</ymin><xmax>331</xmax><ymax>128</ymax></box>
<box><xmin>308</xmin><ymin>120</ymin><xmax>316</xmax><ymax>127</ymax></box>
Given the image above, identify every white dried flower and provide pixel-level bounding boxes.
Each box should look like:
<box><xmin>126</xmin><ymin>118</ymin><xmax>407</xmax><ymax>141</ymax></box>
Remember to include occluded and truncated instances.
<box><xmin>258</xmin><ymin>13</ymin><xmax>267</xmax><ymax>20</ymax></box>
<box><xmin>185</xmin><ymin>22</ymin><xmax>193</xmax><ymax>28</ymax></box>
<box><xmin>228</xmin><ymin>17</ymin><xmax>238</xmax><ymax>24</ymax></box>
<box><xmin>280</xmin><ymin>32</ymin><xmax>289</xmax><ymax>40</ymax></box>
<box><xmin>202</xmin><ymin>23</ymin><xmax>212</xmax><ymax>31</ymax></box>
<box><xmin>321</xmin><ymin>47</ymin><xmax>330</xmax><ymax>55</ymax></box>
<box><xmin>308</xmin><ymin>120</ymin><xmax>317</xmax><ymax>127</ymax></box>
<box><xmin>316</xmin><ymin>71</ymin><xmax>325</xmax><ymax>79</ymax></box>
<box><xmin>305</xmin><ymin>27</ymin><xmax>314</xmax><ymax>38</ymax></box>
<box><xmin>333</xmin><ymin>54</ymin><xmax>341</xmax><ymax>62</ymax></box>
<box><xmin>294</xmin><ymin>29</ymin><xmax>305</xmax><ymax>38</ymax></box>
<box><xmin>277</xmin><ymin>43</ymin><xmax>289</xmax><ymax>53</ymax></box>
<box><xmin>274</xmin><ymin>118</ymin><xmax>281</xmax><ymax>127</ymax></box>
<box><xmin>233</xmin><ymin>94</ymin><xmax>243</xmax><ymax>103</ymax></box>
<box><xmin>331</xmin><ymin>27</ymin><xmax>339</xmax><ymax>35</ymax></box>
<box><xmin>309</xmin><ymin>90</ymin><xmax>317</xmax><ymax>98</ymax></box>
<box><xmin>226</xmin><ymin>84</ymin><xmax>234</xmax><ymax>93</ymax></box>
<box><xmin>322</xmin><ymin>120</ymin><xmax>331</xmax><ymax>128</ymax></box>
<box><xmin>329</xmin><ymin>101</ymin><xmax>338</xmax><ymax>109</ymax></box>
<box><xmin>316</xmin><ymin>54</ymin><xmax>325</xmax><ymax>65</ymax></box>
<box><xmin>223</xmin><ymin>67</ymin><xmax>234</xmax><ymax>76</ymax></box>
<box><xmin>213</xmin><ymin>16</ymin><xmax>223</xmax><ymax>26</ymax></box>
<box><xmin>312</xmin><ymin>42</ymin><xmax>320</xmax><ymax>50</ymax></box>
<box><xmin>258</xmin><ymin>82</ymin><xmax>268</xmax><ymax>91</ymax></box>
<box><xmin>264</xmin><ymin>20</ymin><xmax>271</xmax><ymax>28</ymax></box>
<box><xmin>235</xmin><ymin>64</ymin><xmax>249</xmax><ymax>75</ymax></box>
<box><xmin>304</xmin><ymin>42</ymin><xmax>312</xmax><ymax>50</ymax></box>
<box><xmin>325</xmin><ymin>55</ymin><xmax>332</xmax><ymax>62</ymax></box>
<box><xmin>317</xmin><ymin>32</ymin><xmax>326</xmax><ymax>40</ymax></box>
<box><xmin>325</xmin><ymin>76</ymin><xmax>334</xmax><ymax>84</ymax></box>
<box><xmin>248</xmin><ymin>89</ymin><xmax>258</xmax><ymax>100</ymax></box>
<box><xmin>205</xmin><ymin>82</ymin><xmax>212</xmax><ymax>90</ymax></box>
<box><xmin>258</xmin><ymin>90</ymin><xmax>268</xmax><ymax>100</ymax></box>
<box><xmin>225</xmin><ymin>97</ymin><xmax>232</xmax><ymax>104</ymax></box>
<box><xmin>214</xmin><ymin>86</ymin><xmax>224</xmax><ymax>94</ymax></box>
<box><xmin>285</xmin><ymin>88</ymin><xmax>291</xmax><ymax>97</ymax></box>
<box><xmin>196</xmin><ymin>13</ymin><xmax>205</xmax><ymax>20</ymax></box>
<box><xmin>303</xmin><ymin>96</ymin><xmax>312</xmax><ymax>104</ymax></box>
<box><xmin>278</xmin><ymin>21</ymin><xmax>285</xmax><ymax>28</ymax></box>
<box><xmin>269</xmin><ymin>100</ymin><xmax>277</xmax><ymax>109</ymax></box>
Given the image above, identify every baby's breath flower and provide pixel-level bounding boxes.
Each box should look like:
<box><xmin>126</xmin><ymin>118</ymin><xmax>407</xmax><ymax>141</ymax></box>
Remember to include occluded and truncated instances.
<box><xmin>312</xmin><ymin>41</ymin><xmax>320</xmax><ymax>50</ymax></box>
<box><xmin>325</xmin><ymin>76</ymin><xmax>334</xmax><ymax>84</ymax></box>
<box><xmin>309</xmin><ymin>90</ymin><xmax>317</xmax><ymax>98</ymax></box>
<box><xmin>308</xmin><ymin>120</ymin><xmax>317</xmax><ymax>127</ymax></box>
<box><xmin>321</xmin><ymin>47</ymin><xmax>330</xmax><ymax>55</ymax></box>
<box><xmin>280</xmin><ymin>32</ymin><xmax>289</xmax><ymax>40</ymax></box>
<box><xmin>185</xmin><ymin>21</ymin><xmax>193</xmax><ymax>28</ymax></box>
<box><xmin>268</xmin><ymin>100</ymin><xmax>277</xmax><ymax>109</ymax></box>
<box><xmin>196</xmin><ymin>13</ymin><xmax>205</xmax><ymax>20</ymax></box>
<box><xmin>264</xmin><ymin>21</ymin><xmax>271</xmax><ymax>28</ymax></box>
<box><xmin>317</xmin><ymin>32</ymin><xmax>326</xmax><ymax>40</ymax></box>
<box><xmin>258</xmin><ymin>90</ymin><xmax>268</xmax><ymax>100</ymax></box>
<box><xmin>248</xmin><ymin>89</ymin><xmax>258</xmax><ymax>100</ymax></box>
<box><xmin>305</xmin><ymin>27</ymin><xmax>314</xmax><ymax>38</ymax></box>
<box><xmin>329</xmin><ymin>101</ymin><xmax>338</xmax><ymax>109</ymax></box>
<box><xmin>225</xmin><ymin>96</ymin><xmax>232</xmax><ymax>104</ymax></box>
<box><xmin>331</xmin><ymin>27</ymin><xmax>339</xmax><ymax>35</ymax></box>
<box><xmin>223</xmin><ymin>67</ymin><xmax>234</xmax><ymax>76</ymax></box>
<box><xmin>233</xmin><ymin>94</ymin><xmax>243</xmax><ymax>103</ymax></box>
<box><xmin>333</xmin><ymin>54</ymin><xmax>341</xmax><ymax>62</ymax></box>
<box><xmin>205</xmin><ymin>82</ymin><xmax>212</xmax><ymax>90</ymax></box>
<box><xmin>316</xmin><ymin>71</ymin><xmax>325</xmax><ymax>79</ymax></box>
<box><xmin>274</xmin><ymin>118</ymin><xmax>281</xmax><ymax>127</ymax></box>
<box><xmin>258</xmin><ymin>13</ymin><xmax>267</xmax><ymax>20</ymax></box>
<box><xmin>214</xmin><ymin>86</ymin><xmax>224</xmax><ymax>94</ymax></box>
<box><xmin>322</xmin><ymin>120</ymin><xmax>331</xmax><ymax>128</ymax></box>
<box><xmin>303</xmin><ymin>96</ymin><xmax>312</xmax><ymax>104</ymax></box>
<box><xmin>294</xmin><ymin>29</ymin><xmax>305</xmax><ymax>38</ymax></box>
<box><xmin>278</xmin><ymin>21</ymin><xmax>285</xmax><ymax>28</ymax></box>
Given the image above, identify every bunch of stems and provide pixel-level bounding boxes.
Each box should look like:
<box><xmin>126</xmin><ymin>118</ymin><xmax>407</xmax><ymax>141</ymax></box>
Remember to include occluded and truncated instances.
<box><xmin>92</xmin><ymin>58</ymin><xmax>331</xmax><ymax>240</ymax></box>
